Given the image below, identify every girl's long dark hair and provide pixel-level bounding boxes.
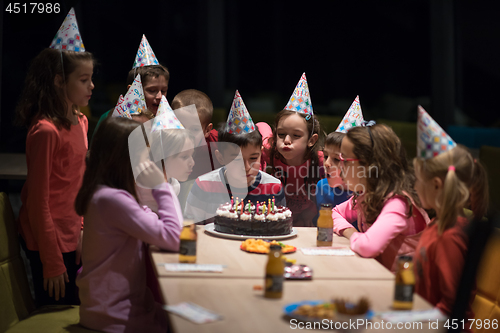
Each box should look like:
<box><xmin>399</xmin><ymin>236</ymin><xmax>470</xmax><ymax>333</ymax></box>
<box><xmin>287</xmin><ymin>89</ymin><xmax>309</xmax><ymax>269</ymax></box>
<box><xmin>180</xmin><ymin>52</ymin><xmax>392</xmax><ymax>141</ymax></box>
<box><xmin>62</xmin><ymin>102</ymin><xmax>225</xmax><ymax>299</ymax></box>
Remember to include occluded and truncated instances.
<box><xmin>75</xmin><ymin>117</ymin><xmax>141</xmax><ymax>216</ymax></box>
<box><xmin>15</xmin><ymin>48</ymin><xmax>94</xmax><ymax>130</ymax></box>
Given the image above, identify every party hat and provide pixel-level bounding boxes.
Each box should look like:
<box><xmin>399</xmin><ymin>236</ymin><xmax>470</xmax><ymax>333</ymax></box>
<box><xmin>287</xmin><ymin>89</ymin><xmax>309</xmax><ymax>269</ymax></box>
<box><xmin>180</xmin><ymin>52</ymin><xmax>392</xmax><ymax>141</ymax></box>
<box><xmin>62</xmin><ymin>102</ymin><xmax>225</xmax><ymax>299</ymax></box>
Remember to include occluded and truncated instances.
<box><xmin>111</xmin><ymin>95</ymin><xmax>132</xmax><ymax>119</ymax></box>
<box><xmin>122</xmin><ymin>74</ymin><xmax>147</xmax><ymax>115</ymax></box>
<box><xmin>336</xmin><ymin>96</ymin><xmax>364</xmax><ymax>133</ymax></box>
<box><xmin>151</xmin><ymin>96</ymin><xmax>185</xmax><ymax>132</ymax></box>
<box><xmin>284</xmin><ymin>72</ymin><xmax>313</xmax><ymax>116</ymax></box>
<box><xmin>417</xmin><ymin>106</ymin><xmax>456</xmax><ymax>159</ymax></box>
<box><xmin>133</xmin><ymin>35</ymin><xmax>159</xmax><ymax>68</ymax></box>
<box><xmin>49</xmin><ymin>8</ymin><xmax>85</xmax><ymax>52</ymax></box>
<box><xmin>225</xmin><ymin>90</ymin><xmax>255</xmax><ymax>134</ymax></box>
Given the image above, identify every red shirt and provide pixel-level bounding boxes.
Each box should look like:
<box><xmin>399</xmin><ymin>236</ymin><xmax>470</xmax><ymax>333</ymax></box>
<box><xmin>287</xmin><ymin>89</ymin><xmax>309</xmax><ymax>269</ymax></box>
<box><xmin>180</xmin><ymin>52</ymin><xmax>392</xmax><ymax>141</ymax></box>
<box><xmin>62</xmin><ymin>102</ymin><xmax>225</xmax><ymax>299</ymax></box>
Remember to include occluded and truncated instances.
<box><xmin>18</xmin><ymin>116</ymin><xmax>88</xmax><ymax>278</ymax></box>
<box><xmin>414</xmin><ymin>216</ymin><xmax>475</xmax><ymax>331</ymax></box>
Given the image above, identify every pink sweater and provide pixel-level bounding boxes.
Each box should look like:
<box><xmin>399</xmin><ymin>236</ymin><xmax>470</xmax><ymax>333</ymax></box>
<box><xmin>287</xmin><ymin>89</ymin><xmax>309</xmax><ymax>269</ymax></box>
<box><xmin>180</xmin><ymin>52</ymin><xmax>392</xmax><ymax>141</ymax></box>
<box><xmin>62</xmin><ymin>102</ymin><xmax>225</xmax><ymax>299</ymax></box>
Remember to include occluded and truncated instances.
<box><xmin>332</xmin><ymin>194</ymin><xmax>430</xmax><ymax>272</ymax></box>
<box><xmin>77</xmin><ymin>184</ymin><xmax>182</xmax><ymax>333</ymax></box>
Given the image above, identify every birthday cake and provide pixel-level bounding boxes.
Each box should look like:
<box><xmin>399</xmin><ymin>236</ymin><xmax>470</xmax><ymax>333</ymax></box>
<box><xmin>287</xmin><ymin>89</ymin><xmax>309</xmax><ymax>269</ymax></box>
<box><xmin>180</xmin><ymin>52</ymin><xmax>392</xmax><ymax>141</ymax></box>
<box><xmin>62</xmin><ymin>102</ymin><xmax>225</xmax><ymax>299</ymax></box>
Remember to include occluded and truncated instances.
<box><xmin>214</xmin><ymin>200</ymin><xmax>293</xmax><ymax>236</ymax></box>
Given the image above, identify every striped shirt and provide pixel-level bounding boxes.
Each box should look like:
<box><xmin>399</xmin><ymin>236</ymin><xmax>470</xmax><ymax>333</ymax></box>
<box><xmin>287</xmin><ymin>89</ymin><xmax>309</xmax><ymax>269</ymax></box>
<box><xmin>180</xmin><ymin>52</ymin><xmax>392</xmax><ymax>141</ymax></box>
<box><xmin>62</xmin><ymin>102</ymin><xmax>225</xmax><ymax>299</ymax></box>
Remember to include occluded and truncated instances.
<box><xmin>185</xmin><ymin>167</ymin><xmax>285</xmax><ymax>224</ymax></box>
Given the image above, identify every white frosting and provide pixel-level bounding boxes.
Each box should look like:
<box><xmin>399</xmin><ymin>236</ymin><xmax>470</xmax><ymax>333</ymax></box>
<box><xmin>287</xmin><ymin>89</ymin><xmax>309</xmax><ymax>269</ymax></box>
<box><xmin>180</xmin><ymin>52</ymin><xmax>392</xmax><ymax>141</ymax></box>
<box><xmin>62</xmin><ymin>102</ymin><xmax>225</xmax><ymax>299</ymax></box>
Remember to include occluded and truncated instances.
<box><xmin>240</xmin><ymin>213</ymin><xmax>252</xmax><ymax>221</ymax></box>
<box><xmin>284</xmin><ymin>209</ymin><xmax>292</xmax><ymax>218</ymax></box>
<box><xmin>216</xmin><ymin>208</ymin><xmax>230</xmax><ymax>217</ymax></box>
<box><xmin>266</xmin><ymin>213</ymin><xmax>278</xmax><ymax>221</ymax></box>
<box><xmin>227</xmin><ymin>211</ymin><xmax>238</xmax><ymax>219</ymax></box>
<box><xmin>275</xmin><ymin>212</ymin><xmax>285</xmax><ymax>220</ymax></box>
<box><xmin>253</xmin><ymin>214</ymin><xmax>266</xmax><ymax>221</ymax></box>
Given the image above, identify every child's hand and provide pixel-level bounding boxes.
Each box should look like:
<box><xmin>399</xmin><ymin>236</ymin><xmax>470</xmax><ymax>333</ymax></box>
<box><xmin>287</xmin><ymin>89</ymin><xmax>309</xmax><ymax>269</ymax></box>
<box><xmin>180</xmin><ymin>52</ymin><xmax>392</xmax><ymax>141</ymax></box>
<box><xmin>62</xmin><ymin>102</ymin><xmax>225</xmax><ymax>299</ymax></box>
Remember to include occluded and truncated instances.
<box><xmin>136</xmin><ymin>160</ymin><xmax>166</xmax><ymax>189</ymax></box>
<box><xmin>44</xmin><ymin>271</ymin><xmax>69</xmax><ymax>301</ymax></box>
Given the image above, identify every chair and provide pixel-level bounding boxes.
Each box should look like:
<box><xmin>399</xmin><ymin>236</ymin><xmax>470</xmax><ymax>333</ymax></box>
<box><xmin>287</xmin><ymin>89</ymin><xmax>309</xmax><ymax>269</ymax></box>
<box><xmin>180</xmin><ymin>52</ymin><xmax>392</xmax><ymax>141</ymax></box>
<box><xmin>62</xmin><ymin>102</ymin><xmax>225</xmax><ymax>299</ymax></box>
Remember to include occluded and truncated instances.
<box><xmin>0</xmin><ymin>193</ymin><xmax>97</xmax><ymax>333</ymax></box>
<box><xmin>479</xmin><ymin>145</ymin><xmax>500</xmax><ymax>212</ymax></box>
<box><xmin>471</xmin><ymin>228</ymin><xmax>500</xmax><ymax>333</ymax></box>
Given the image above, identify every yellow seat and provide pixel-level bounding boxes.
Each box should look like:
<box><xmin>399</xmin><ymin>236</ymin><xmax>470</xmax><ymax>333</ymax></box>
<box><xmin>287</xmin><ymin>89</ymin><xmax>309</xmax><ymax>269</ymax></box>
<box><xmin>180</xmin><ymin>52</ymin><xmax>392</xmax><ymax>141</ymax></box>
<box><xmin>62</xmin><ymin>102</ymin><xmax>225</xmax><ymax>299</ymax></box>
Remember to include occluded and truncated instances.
<box><xmin>0</xmin><ymin>193</ymin><xmax>98</xmax><ymax>333</ymax></box>
<box><xmin>472</xmin><ymin>228</ymin><xmax>500</xmax><ymax>333</ymax></box>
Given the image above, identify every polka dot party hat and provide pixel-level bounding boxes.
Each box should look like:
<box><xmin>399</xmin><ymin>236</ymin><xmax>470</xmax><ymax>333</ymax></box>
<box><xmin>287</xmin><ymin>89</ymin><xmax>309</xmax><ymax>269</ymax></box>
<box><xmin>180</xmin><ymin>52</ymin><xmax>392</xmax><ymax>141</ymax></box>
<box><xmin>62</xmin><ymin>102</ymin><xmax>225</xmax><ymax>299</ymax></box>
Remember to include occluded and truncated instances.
<box><xmin>122</xmin><ymin>74</ymin><xmax>147</xmax><ymax>116</ymax></box>
<box><xmin>152</xmin><ymin>96</ymin><xmax>185</xmax><ymax>132</ymax></box>
<box><xmin>133</xmin><ymin>34</ymin><xmax>159</xmax><ymax>68</ymax></box>
<box><xmin>111</xmin><ymin>95</ymin><xmax>132</xmax><ymax>119</ymax></box>
<box><xmin>284</xmin><ymin>72</ymin><xmax>313</xmax><ymax>116</ymax></box>
<box><xmin>335</xmin><ymin>96</ymin><xmax>364</xmax><ymax>133</ymax></box>
<box><xmin>49</xmin><ymin>7</ymin><xmax>85</xmax><ymax>52</ymax></box>
<box><xmin>225</xmin><ymin>90</ymin><xmax>255</xmax><ymax>134</ymax></box>
<box><xmin>417</xmin><ymin>105</ymin><xmax>456</xmax><ymax>159</ymax></box>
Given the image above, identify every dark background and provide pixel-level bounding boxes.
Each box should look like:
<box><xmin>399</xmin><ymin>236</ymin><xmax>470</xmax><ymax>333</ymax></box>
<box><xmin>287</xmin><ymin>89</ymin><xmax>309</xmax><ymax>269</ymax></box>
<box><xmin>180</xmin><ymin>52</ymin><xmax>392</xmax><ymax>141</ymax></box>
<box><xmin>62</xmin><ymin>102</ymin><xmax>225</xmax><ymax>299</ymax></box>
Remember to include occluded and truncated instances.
<box><xmin>1</xmin><ymin>0</ymin><xmax>499</xmax><ymax>153</ymax></box>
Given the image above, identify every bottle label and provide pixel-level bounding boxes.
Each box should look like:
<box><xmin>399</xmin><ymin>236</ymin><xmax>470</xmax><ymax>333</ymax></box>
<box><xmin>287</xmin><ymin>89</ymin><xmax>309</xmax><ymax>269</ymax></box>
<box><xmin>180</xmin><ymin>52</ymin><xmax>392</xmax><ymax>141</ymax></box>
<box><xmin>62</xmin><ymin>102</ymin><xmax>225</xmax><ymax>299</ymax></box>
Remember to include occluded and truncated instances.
<box><xmin>180</xmin><ymin>240</ymin><xmax>197</xmax><ymax>256</ymax></box>
<box><xmin>317</xmin><ymin>227</ymin><xmax>333</xmax><ymax>242</ymax></box>
<box><xmin>265</xmin><ymin>274</ymin><xmax>284</xmax><ymax>293</ymax></box>
<box><xmin>394</xmin><ymin>284</ymin><xmax>414</xmax><ymax>302</ymax></box>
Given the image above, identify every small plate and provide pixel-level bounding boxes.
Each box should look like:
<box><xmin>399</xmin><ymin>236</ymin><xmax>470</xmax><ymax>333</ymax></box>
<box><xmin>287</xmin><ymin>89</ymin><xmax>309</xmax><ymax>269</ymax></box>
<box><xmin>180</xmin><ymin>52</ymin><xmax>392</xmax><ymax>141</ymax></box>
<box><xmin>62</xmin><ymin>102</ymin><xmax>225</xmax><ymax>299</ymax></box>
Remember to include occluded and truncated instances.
<box><xmin>240</xmin><ymin>243</ymin><xmax>297</xmax><ymax>254</ymax></box>
<box><xmin>284</xmin><ymin>300</ymin><xmax>374</xmax><ymax>323</ymax></box>
<box><xmin>204</xmin><ymin>223</ymin><xmax>298</xmax><ymax>240</ymax></box>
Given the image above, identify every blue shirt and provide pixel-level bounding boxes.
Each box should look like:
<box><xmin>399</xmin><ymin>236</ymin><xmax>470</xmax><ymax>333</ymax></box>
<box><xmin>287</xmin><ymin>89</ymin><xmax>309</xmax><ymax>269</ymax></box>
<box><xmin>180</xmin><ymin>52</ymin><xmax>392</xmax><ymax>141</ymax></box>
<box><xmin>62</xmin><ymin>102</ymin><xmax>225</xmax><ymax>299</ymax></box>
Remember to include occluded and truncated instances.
<box><xmin>314</xmin><ymin>178</ymin><xmax>357</xmax><ymax>230</ymax></box>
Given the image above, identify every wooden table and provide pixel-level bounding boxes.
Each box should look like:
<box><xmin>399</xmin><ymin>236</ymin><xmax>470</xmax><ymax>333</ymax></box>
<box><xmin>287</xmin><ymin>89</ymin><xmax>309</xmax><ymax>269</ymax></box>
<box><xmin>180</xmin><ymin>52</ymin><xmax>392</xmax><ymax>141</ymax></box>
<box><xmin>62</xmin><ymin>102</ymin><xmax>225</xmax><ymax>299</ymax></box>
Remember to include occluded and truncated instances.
<box><xmin>0</xmin><ymin>153</ymin><xmax>27</xmax><ymax>179</ymax></box>
<box><xmin>159</xmin><ymin>278</ymin><xmax>440</xmax><ymax>333</ymax></box>
<box><xmin>152</xmin><ymin>227</ymin><xmax>395</xmax><ymax>280</ymax></box>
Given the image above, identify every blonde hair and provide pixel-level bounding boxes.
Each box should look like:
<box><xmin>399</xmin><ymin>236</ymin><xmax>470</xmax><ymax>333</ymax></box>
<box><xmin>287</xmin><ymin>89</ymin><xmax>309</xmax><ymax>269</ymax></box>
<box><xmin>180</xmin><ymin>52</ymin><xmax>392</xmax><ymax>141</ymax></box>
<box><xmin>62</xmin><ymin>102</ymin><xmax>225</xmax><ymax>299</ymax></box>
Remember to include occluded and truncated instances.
<box><xmin>413</xmin><ymin>145</ymin><xmax>489</xmax><ymax>234</ymax></box>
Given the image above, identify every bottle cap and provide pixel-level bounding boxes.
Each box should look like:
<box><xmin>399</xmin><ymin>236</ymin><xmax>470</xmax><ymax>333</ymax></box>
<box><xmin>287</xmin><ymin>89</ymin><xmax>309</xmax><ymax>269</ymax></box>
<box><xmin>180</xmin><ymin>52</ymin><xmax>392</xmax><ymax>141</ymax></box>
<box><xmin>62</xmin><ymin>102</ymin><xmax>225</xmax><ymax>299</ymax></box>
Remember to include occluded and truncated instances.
<box><xmin>320</xmin><ymin>203</ymin><xmax>333</xmax><ymax>209</ymax></box>
<box><xmin>270</xmin><ymin>244</ymin><xmax>282</xmax><ymax>251</ymax></box>
<box><xmin>398</xmin><ymin>255</ymin><xmax>413</xmax><ymax>262</ymax></box>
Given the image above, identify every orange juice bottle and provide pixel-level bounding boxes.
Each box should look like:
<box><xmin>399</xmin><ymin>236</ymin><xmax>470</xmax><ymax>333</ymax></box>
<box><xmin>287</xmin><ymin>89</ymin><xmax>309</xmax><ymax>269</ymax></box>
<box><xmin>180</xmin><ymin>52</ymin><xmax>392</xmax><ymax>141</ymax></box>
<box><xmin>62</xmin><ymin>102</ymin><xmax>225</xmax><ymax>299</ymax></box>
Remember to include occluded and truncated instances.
<box><xmin>317</xmin><ymin>203</ymin><xmax>334</xmax><ymax>247</ymax></box>
<box><xmin>264</xmin><ymin>244</ymin><xmax>284</xmax><ymax>299</ymax></box>
<box><xmin>179</xmin><ymin>224</ymin><xmax>197</xmax><ymax>263</ymax></box>
<box><xmin>393</xmin><ymin>255</ymin><xmax>415</xmax><ymax>309</ymax></box>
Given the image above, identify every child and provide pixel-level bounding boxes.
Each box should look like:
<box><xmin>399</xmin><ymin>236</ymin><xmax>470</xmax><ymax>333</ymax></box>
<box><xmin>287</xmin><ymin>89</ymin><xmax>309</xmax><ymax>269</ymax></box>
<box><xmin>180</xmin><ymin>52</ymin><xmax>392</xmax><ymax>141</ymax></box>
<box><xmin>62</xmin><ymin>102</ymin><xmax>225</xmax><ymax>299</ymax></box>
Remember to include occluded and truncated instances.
<box><xmin>15</xmin><ymin>10</ymin><xmax>93</xmax><ymax>306</ymax></box>
<box><xmin>185</xmin><ymin>91</ymin><xmax>285</xmax><ymax>224</ymax></box>
<box><xmin>332</xmin><ymin>123</ymin><xmax>430</xmax><ymax>272</ymax></box>
<box><xmin>261</xmin><ymin>73</ymin><xmax>324</xmax><ymax>227</ymax></box>
<box><xmin>172</xmin><ymin>89</ymin><xmax>221</xmax><ymax>176</ymax></box>
<box><xmin>412</xmin><ymin>107</ymin><xmax>487</xmax><ymax>329</ymax></box>
<box><xmin>316</xmin><ymin>96</ymin><xmax>364</xmax><ymax>219</ymax></box>
<box><xmin>94</xmin><ymin>35</ymin><xmax>169</xmax><ymax>132</ymax></box>
<box><xmin>75</xmin><ymin>117</ymin><xmax>182</xmax><ymax>333</ymax></box>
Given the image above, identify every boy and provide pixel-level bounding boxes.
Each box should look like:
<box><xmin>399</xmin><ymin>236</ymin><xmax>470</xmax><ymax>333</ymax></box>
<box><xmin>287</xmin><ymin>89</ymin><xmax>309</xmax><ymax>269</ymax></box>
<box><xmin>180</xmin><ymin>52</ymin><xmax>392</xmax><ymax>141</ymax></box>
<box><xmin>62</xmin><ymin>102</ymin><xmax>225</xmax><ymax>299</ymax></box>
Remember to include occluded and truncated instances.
<box><xmin>172</xmin><ymin>89</ymin><xmax>220</xmax><ymax>175</ymax></box>
<box><xmin>185</xmin><ymin>91</ymin><xmax>285</xmax><ymax>224</ymax></box>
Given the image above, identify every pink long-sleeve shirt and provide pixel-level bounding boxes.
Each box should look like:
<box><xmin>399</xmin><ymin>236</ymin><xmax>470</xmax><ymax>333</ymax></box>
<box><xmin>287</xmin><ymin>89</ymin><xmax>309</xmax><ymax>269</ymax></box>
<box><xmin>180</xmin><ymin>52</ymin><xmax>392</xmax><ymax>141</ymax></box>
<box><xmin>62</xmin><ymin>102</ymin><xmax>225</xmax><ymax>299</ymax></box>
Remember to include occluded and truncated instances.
<box><xmin>77</xmin><ymin>184</ymin><xmax>182</xmax><ymax>333</ymax></box>
<box><xmin>332</xmin><ymin>194</ymin><xmax>430</xmax><ymax>272</ymax></box>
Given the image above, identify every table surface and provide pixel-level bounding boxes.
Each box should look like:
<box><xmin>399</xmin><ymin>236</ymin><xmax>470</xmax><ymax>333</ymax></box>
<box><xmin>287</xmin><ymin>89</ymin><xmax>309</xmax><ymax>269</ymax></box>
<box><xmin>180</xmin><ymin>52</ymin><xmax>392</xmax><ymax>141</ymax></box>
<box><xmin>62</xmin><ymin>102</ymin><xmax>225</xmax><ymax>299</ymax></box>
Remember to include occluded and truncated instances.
<box><xmin>0</xmin><ymin>153</ymin><xmax>27</xmax><ymax>179</ymax></box>
<box><xmin>151</xmin><ymin>227</ymin><xmax>395</xmax><ymax>280</ymax></box>
<box><xmin>159</xmin><ymin>278</ymin><xmax>439</xmax><ymax>333</ymax></box>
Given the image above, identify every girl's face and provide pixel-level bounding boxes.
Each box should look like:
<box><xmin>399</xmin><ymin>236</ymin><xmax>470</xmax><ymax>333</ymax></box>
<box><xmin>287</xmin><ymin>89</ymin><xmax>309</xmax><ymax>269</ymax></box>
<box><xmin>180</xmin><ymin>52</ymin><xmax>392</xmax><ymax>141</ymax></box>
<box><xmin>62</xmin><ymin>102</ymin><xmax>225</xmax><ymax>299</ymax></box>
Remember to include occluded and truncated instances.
<box><xmin>339</xmin><ymin>137</ymin><xmax>367</xmax><ymax>194</ymax></box>
<box><xmin>276</xmin><ymin>113</ymin><xmax>316</xmax><ymax>166</ymax></box>
<box><xmin>164</xmin><ymin>139</ymin><xmax>195</xmax><ymax>182</ymax></box>
<box><xmin>65</xmin><ymin>60</ymin><xmax>94</xmax><ymax>108</ymax></box>
<box><xmin>323</xmin><ymin>144</ymin><xmax>343</xmax><ymax>188</ymax></box>
<box><xmin>414</xmin><ymin>167</ymin><xmax>441</xmax><ymax>212</ymax></box>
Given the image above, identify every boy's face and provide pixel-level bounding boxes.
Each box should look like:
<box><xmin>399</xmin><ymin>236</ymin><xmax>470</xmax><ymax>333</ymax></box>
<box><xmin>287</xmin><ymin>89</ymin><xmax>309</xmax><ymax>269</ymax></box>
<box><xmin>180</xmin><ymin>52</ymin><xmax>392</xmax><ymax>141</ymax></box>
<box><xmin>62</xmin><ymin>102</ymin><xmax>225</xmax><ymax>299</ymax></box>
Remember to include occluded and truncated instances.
<box><xmin>218</xmin><ymin>144</ymin><xmax>261</xmax><ymax>187</ymax></box>
<box><xmin>323</xmin><ymin>144</ymin><xmax>344</xmax><ymax>188</ymax></box>
<box><xmin>142</xmin><ymin>76</ymin><xmax>168</xmax><ymax>115</ymax></box>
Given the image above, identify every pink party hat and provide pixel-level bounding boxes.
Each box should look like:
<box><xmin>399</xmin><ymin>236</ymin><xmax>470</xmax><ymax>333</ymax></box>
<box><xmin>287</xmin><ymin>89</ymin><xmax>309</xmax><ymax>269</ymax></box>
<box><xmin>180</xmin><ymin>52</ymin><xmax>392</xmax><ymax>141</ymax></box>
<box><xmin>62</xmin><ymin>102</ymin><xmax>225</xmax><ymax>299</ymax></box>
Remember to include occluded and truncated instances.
<box><xmin>152</xmin><ymin>96</ymin><xmax>185</xmax><ymax>132</ymax></box>
<box><xmin>111</xmin><ymin>95</ymin><xmax>132</xmax><ymax>119</ymax></box>
<box><xmin>284</xmin><ymin>73</ymin><xmax>313</xmax><ymax>116</ymax></box>
<box><xmin>417</xmin><ymin>106</ymin><xmax>457</xmax><ymax>159</ymax></box>
<box><xmin>336</xmin><ymin>96</ymin><xmax>364</xmax><ymax>133</ymax></box>
<box><xmin>133</xmin><ymin>35</ymin><xmax>159</xmax><ymax>68</ymax></box>
<box><xmin>122</xmin><ymin>74</ymin><xmax>147</xmax><ymax>115</ymax></box>
<box><xmin>225</xmin><ymin>90</ymin><xmax>255</xmax><ymax>134</ymax></box>
<box><xmin>49</xmin><ymin>8</ymin><xmax>85</xmax><ymax>52</ymax></box>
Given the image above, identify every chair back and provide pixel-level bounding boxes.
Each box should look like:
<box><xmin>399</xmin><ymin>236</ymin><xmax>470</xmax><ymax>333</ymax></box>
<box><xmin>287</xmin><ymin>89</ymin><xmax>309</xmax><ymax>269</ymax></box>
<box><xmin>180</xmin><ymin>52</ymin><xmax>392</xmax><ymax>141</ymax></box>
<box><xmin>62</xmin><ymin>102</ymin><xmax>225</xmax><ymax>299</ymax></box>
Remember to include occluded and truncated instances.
<box><xmin>0</xmin><ymin>193</ymin><xmax>35</xmax><ymax>333</ymax></box>
<box><xmin>472</xmin><ymin>228</ymin><xmax>500</xmax><ymax>333</ymax></box>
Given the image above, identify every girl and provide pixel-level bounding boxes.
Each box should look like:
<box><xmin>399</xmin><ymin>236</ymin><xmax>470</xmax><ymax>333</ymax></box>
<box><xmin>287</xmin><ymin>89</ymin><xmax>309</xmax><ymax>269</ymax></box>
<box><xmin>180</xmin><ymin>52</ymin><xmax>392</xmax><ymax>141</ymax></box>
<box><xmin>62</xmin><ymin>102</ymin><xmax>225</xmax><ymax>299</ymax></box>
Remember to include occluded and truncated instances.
<box><xmin>75</xmin><ymin>117</ymin><xmax>182</xmax><ymax>333</ymax></box>
<box><xmin>413</xmin><ymin>145</ymin><xmax>488</xmax><ymax>329</ymax></box>
<box><xmin>138</xmin><ymin>128</ymin><xmax>195</xmax><ymax>212</ymax></box>
<box><xmin>15</xmin><ymin>48</ymin><xmax>94</xmax><ymax>306</ymax></box>
<box><xmin>332</xmin><ymin>124</ymin><xmax>430</xmax><ymax>271</ymax></box>
<box><xmin>261</xmin><ymin>109</ymin><xmax>324</xmax><ymax>227</ymax></box>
